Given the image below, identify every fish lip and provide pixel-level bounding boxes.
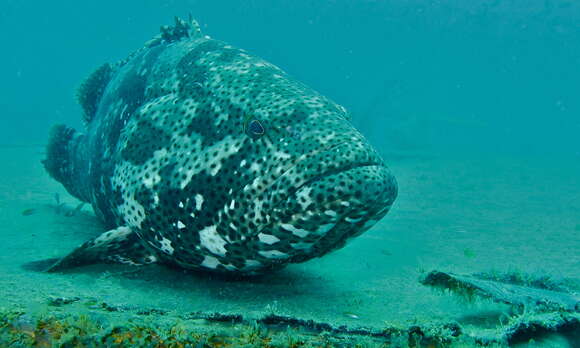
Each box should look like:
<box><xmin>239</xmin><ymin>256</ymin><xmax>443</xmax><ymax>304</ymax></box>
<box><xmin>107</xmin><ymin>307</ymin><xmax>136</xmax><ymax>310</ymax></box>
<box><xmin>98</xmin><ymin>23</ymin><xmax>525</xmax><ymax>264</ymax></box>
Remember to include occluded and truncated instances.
<box><xmin>272</xmin><ymin>139</ymin><xmax>384</xmax><ymax>200</ymax></box>
<box><xmin>267</xmin><ymin>157</ymin><xmax>385</xmax><ymax>215</ymax></box>
<box><xmin>285</xmin><ymin>161</ymin><xmax>383</xmax><ymax>198</ymax></box>
<box><xmin>281</xmin><ymin>141</ymin><xmax>350</xmax><ymax>174</ymax></box>
<box><xmin>243</xmin><ymin>141</ymin><xmax>351</xmax><ymax>199</ymax></box>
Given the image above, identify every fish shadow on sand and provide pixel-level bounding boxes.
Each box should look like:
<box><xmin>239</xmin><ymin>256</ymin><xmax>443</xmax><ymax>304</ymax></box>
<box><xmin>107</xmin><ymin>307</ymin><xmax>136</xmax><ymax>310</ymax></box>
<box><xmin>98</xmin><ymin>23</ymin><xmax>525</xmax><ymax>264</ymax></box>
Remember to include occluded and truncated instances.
<box><xmin>21</xmin><ymin>195</ymin><xmax>336</xmax><ymax>305</ymax></box>
<box><xmin>23</xmin><ymin>254</ymin><xmax>337</xmax><ymax>309</ymax></box>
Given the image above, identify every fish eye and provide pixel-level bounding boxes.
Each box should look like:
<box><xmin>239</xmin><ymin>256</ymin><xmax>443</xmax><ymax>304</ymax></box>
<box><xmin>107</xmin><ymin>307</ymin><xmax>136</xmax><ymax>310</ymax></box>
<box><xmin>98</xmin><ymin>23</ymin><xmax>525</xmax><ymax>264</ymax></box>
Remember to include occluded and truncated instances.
<box><xmin>243</xmin><ymin>115</ymin><xmax>265</xmax><ymax>139</ymax></box>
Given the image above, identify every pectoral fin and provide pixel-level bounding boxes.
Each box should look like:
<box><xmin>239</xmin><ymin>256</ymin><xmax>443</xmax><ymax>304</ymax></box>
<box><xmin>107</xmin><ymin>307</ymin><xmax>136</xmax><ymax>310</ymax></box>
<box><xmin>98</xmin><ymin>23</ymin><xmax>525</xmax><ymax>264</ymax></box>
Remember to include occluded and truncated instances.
<box><xmin>46</xmin><ymin>226</ymin><xmax>158</xmax><ymax>272</ymax></box>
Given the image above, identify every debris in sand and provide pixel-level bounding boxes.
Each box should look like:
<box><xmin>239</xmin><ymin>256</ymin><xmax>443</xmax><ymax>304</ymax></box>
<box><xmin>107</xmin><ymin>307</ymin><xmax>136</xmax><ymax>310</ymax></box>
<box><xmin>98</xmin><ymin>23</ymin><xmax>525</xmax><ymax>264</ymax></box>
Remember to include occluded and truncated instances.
<box><xmin>420</xmin><ymin>270</ymin><xmax>579</xmax><ymax>311</ymax></box>
<box><xmin>420</xmin><ymin>270</ymin><xmax>580</xmax><ymax>345</ymax></box>
<box><xmin>47</xmin><ymin>296</ymin><xmax>81</xmax><ymax>307</ymax></box>
<box><xmin>462</xmin><ymin>248</ymin><xmax>476</xmax><ymax>259</ymax></box>
<box><xmin>53</xmin><ymin>193</ymin><xmax>86</xmax><ymax>217</ymax></box>
<box><xmin>343</xmin><ymin>312</ymin><xmax>360</xmax><ymax>319</ymax></box>
<box><xmin>53</xmin><ymin>192</ymin><xmax>66</xmax><ymax>214</ymax></box>
<box><xmin>64</xmin><ymin>202</ymin><xmax>85</xmax><ymax>217</ymax></box>
<box><xmin>21</xmin><ymin>208</ymin><xmax>36</xmax><ymax>216</ymax></box>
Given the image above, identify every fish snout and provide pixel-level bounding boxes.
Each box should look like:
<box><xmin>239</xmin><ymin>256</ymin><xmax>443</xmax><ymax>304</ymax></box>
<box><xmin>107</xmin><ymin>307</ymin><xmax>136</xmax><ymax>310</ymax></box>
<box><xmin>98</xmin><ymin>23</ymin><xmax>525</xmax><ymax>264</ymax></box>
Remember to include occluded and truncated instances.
<box><xmin>296</xmin><ymin>163</ymin><xmax>398</xmax><ymax>229</ymax></box>
<box><xmin>262</xmin><ymin>143</ymin><xmax>398</xmax><ymax>260</ymax></box>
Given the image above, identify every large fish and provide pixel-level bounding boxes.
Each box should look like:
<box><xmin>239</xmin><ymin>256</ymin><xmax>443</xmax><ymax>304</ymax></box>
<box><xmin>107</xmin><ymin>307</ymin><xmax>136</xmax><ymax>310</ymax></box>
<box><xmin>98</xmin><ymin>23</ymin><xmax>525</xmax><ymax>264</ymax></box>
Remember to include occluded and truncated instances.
<box><xmin>43</xmin><ymin>17</ymin><xmax>398</xmax><ymax>274</ymax></box>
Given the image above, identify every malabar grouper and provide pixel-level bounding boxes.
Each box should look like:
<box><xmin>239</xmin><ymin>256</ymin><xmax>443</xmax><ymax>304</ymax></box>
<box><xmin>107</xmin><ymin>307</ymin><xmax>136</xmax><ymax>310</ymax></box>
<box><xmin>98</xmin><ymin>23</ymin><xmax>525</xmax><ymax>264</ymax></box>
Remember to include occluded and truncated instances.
<box><xmin>43</xmin><ymin>17</ymin><xmax>398</xmax><ymax>274</ymax></box>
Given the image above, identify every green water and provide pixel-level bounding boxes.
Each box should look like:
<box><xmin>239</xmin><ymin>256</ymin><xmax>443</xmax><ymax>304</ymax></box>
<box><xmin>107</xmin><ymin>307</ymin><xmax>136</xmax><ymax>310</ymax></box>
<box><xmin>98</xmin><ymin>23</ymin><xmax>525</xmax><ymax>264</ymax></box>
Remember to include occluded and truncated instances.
<box><xmin>1</xmin><ymin>1</ymin><xmax>579</xmax><ymax>347</ymax></box>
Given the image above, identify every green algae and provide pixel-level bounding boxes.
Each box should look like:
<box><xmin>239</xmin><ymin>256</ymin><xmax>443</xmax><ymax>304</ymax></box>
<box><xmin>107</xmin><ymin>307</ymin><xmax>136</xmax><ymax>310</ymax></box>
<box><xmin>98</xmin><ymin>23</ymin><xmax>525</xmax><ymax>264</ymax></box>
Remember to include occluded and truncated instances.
<box><xmin>0</xmin><ymin>305</ymin><xmax>495</xmax><ymax>348</ymax></box>
<box><xmin>5</xmin><ymin>269</ymin><xmax>579</xmax><ymax>348</ymax></box>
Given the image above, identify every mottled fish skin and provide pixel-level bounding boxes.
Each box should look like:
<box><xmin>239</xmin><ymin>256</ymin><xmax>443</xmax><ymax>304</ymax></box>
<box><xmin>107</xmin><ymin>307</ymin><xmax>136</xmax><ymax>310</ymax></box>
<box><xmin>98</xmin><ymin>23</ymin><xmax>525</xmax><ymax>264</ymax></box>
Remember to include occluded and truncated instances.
<box><xmin>46</xmin><ymin>18</ymin><xmax>398</xmax><ymax>274</ymax></box>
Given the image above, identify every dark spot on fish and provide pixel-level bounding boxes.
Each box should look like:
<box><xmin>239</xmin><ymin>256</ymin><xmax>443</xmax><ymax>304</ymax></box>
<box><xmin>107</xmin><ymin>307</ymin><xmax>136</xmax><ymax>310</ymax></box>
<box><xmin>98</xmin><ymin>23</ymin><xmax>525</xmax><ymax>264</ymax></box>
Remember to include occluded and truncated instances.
<box><xmin>217</xmin><ymin>48</ymin><xmax>239</xmax><ymax>63</ymax></box>
<box><xmin>177</xmin><ymin>66</ymin><xmax>209</xmax><ymax>98</ymax></box>
<box><xmin>176</xmin><ymin>40</ymin><xmax>227</xmax><ymax>98</ymax></box>
<box><xmin>185</xmin><ymin>40</ymin><xmax>226</xmax><ymax>62</ymax></box>
<box><xmin>184</xmin><ymin>99</ymin><xmax>226</xmax><ymax>147</ymax></box>
<box><xmin>116</xmin><ymin>68</ymin><xmax>147</xmax><ymax>113</ymax></box>
<box><xmin>102</xmin><ymin>47</ymin><xmax>164</xmax><ymax>153</ymax></box>
<box><xmin>106</xmin><ymin>75</ymin><xmax>147</xmax><ymax>150</ymax></box>
<box><xmin>121</xmin><ymin>120</ymin><xmax>170</xmax><ymax>165</ymax></box>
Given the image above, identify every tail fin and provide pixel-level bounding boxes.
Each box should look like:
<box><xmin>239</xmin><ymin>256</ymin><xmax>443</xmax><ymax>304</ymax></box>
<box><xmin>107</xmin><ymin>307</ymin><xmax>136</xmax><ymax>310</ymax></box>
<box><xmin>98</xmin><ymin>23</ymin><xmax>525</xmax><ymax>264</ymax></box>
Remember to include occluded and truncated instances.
<box><xmin>43</xmin><ymin>125</ymin><xmax>90</xmax><ymax>202</ymax></box>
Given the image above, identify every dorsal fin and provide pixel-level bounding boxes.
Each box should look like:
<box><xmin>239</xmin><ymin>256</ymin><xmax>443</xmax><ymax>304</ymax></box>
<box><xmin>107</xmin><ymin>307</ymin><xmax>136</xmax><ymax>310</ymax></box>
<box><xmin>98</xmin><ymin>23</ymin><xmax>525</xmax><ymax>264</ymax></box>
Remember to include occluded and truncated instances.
<box><xmin>160</xmin><ymin>15</ymin><xmax>203</xmax><ymax>43</ymax></box>
<box><xmin>77</xmin><ymin>63</ymin><xmax>112</xmax><ymax>125</ymax></box>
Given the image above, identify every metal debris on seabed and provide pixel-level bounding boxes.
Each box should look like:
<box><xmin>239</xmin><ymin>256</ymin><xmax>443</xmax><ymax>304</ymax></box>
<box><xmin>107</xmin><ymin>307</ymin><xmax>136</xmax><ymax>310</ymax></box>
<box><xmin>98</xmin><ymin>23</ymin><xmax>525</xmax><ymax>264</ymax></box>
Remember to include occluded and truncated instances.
<box><xmin>420</xmin><ymin>269</ymin><xmax>580</xmax><ymax>345</ymax></box>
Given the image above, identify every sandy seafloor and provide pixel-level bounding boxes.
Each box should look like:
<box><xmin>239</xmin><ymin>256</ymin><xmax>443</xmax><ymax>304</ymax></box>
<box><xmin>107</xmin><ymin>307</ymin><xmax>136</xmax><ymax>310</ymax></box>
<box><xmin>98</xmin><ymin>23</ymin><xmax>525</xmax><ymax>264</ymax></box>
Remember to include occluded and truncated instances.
<box><xmin>0</xmin><ymin>146</ymin><xmax>578</xmax><ymax>346</ymax></box>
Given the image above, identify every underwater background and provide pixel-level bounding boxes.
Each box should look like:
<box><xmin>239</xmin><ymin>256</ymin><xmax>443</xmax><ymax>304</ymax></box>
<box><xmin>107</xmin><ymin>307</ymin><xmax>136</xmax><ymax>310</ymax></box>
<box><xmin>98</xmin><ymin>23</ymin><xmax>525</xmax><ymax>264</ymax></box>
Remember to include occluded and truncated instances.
<box><xmin>0</xmin><ymin>1</ymin><xmax>578</xmax><ymax>347</ymax></box>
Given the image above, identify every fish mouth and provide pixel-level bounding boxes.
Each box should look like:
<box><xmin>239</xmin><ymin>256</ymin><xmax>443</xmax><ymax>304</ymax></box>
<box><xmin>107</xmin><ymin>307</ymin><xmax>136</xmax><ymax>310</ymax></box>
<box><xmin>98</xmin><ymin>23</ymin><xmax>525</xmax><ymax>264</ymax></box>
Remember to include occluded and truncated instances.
<box><xmin>254</xmin><ymin>141</ymin><xmax>397</xmax><ymax>238</ymax></box>
<box><xmin>239</xmin><ymin>140</ymin><xmax>353</xmax><ymax>203</ymax></box>
<box><xmin>264</xmin><ymin>140</ymin><xmax>388</xmax><ymax>206</ymax></box>
<box><xmin>280</xmin><ymin>162</ymin><xmax>397</xmax><ymax>216</ymax></box>
<box><xmin>284</xmin><ymin>161</ymin><xmax>382</xmax><ymax>199</ymax></box>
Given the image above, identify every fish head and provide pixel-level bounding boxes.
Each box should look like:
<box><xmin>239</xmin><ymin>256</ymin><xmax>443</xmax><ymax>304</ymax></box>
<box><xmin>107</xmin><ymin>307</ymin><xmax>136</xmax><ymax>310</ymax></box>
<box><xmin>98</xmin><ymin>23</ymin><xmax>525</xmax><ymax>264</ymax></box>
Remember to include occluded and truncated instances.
<box><xmin>216</xmin><ymin>90</ymin><xmax>398</xmax><ymax>270</ymax></box>
<box><xmin>117</xmin><ymin>40</ymin><xmax>397</xmax><ymax>273</ymax></box>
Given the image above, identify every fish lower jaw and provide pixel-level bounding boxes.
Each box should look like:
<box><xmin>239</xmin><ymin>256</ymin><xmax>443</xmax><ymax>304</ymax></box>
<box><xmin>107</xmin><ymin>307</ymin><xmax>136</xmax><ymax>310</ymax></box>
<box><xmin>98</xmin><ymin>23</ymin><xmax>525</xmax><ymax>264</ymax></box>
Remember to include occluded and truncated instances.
<box><xmin>244</xmin><ymin>164</ymin><xmax>398</xmax><ymax>265</ymax></box>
